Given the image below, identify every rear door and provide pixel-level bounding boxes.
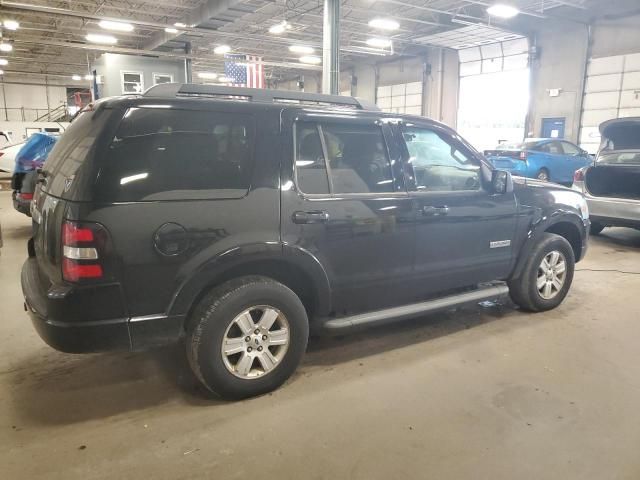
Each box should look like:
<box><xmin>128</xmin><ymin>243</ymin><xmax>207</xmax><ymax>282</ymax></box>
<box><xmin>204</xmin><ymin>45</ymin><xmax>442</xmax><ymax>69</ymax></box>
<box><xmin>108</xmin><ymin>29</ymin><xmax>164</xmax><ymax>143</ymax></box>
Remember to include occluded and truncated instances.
<box><xmin>280</xmin><ymin>111</ymin><xmax>415</xmax><ymax>313</ymax></box>
<box><xmin>398</xmin><ymin>121</ymin><xmax>517</xmax><ymax>295</ymax></box>
<box><xmin>536</xmin><ymin>140</ymin><xmax>570</xmax><ymax>182</ymax></box>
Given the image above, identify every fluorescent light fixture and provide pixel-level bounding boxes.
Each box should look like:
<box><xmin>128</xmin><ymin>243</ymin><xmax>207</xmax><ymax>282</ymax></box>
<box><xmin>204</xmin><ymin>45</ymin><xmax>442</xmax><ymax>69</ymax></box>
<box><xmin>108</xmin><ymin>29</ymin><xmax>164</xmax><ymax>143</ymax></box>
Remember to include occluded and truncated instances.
<box><xmin>0</xmin><ymin>70</ymin><xmax>4</xmax><ymax>75</ymax></box>
<box><xmin>289</xmin><ymin>45</ymin><xmax>314</xmax><ymax>54</ymax></box>
<box><xmin>84</xmin><ymin>74</ymin><xmax>94</xmax><ymax>80</ymax></box>
<box><xmin>120</xmin><ymin>172</ymin><xmax>148</xmax><ymax>185</ymax></box>
<box><xmin>174</xmin><ymin>22</ymin><xmax>187</xmax><ymax>28</ymax></box>
<box><xmin>213</xmin><ymin>45</ymin><xmax>231</xmax><ymax>55</ymax></box>
<box><xmin>0</xmin><ymin>43</ymin><xmax>13</xmax><ymax>52</ymax></box>
<box><xmin>0</xmin><ymin>59</ymin><xmax>7</xmax><ymax>66</ymax></box>
<box><xmin>269</xmin><ymin>20</ymin><xmax>289</xmax><ymax>34</ymax></box>
<box><xmin>165</xmin><ymin>27</ymin><xmax>178</xmax><ymax>34</ymax></box>
<box><xmin>217</xmin><ymin>76</ymin><xmax>232</xmax><ymax>82</ymax></box>
<box><xmin>299</xmin><ymin>55</ymin><xmax>321</xmax><ymax>65</ymax></box>
<box><xmin>487</xmin><ymin>3</ymin><xmax>520</xmax><ymax>18</ymax></box>
<box><xmin>197</xmin><ymin>72</ymin><xmax>218</xmax><ymax>79</ymax></box>
<box><xmin>368</xmin><ymin>18</ymin><xmax>399</xmax><ymax>31</ymax></box>
<box><xmin>72</xmin><ymin>75</ymin><xmax>82</xmax><ymax>81</ymax></box>
<box><xmin>3</xmin><ymin>20</ymin><xmax>19</xmax><ymax>30</ymax></box>
<box><xmin>366</xmin><ymin>37</ymin><xmax>392</xmax><ymax>48</ymax></box>
<box><xmin>98</xmin><ymin>20</ymin><xmax>134</xmax><ymax>32</ymax></box>
<box><xmin>86</xmin><ymin>33</ymin><xmax>118</xmax><ymax>44</ymax></box>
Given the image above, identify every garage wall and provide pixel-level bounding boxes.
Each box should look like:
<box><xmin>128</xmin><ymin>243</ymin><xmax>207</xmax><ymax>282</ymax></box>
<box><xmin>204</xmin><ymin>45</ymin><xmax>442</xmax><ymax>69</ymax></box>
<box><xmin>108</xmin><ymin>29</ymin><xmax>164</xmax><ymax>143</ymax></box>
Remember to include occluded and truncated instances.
<box><xmin>92</xmin><ymin>53</ymin><xmax>186</xmax><ymax>98</ymax></box>
<box><xmin>0</xmin><ymin>79</ymin><xmax>68</xmax><ymax>121</ymax></box>
<box><xmin>527</xmin><ymin>20</ymin><xmax>589</xmax><ymax>143</ymax></box>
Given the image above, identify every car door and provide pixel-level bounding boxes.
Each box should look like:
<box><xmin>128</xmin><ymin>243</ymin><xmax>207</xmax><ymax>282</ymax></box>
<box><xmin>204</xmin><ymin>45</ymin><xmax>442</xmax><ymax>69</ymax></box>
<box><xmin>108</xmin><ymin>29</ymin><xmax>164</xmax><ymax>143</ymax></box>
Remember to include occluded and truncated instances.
<box><xmin>537</xmin><ymin>140</ymin><xmax>570</xmax><ymax>182</ymax></box>
<box><xmin>280</xmin><ymin>111</ymin><xmax>415</xmax><ymax>314</ymax></box>
<box><xmin>397</xmin><ymin>121</ymin><xmax>518</xmax><ymax>296</ymax></box>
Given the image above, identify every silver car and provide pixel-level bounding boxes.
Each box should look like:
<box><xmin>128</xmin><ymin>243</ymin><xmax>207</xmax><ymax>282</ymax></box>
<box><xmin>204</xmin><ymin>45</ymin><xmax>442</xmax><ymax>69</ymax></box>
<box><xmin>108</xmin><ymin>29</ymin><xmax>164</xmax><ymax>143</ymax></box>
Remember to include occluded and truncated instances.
<box><xmin>572</xmin><ymin>117</ymin><xmax>640</xmax><ymax>234</ymax></box>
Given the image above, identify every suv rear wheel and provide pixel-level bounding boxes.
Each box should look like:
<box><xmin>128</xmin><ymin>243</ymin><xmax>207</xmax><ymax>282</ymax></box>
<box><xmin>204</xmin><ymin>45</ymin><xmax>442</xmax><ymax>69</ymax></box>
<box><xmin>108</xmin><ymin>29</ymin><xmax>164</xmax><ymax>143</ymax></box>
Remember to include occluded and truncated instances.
<box><xmin>508</xmin><ymin>233</ymin><xmax>575</xmax><ymax>312</ymax></box>
<box><xmin>186</xmin><ymin>276</ymin><xmax>309</xmax><ymax>399</ymax></box>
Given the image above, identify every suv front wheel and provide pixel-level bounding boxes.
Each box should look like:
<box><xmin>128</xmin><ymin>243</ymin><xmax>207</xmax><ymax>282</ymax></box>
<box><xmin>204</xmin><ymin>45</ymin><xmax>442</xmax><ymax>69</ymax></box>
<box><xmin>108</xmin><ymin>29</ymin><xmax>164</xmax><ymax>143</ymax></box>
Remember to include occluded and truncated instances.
<box><xmin>186</xmin><ymin>276</ymin><xmax>309</xmax><ymax>399</ymax></box>
<box><xmin>508</xmin><ymin>233</ymin><xmax>575</xmax><ymax>312</ymax></box>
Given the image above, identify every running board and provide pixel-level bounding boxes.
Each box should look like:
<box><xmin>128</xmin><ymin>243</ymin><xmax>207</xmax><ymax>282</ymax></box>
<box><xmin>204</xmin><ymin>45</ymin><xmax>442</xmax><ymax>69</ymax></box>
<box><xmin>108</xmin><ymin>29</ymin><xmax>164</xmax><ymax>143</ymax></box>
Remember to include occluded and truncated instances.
<box><xmin>319</xmin><ymin>283</ymin><xmax>509</xmax><ymax>333</ymax></box>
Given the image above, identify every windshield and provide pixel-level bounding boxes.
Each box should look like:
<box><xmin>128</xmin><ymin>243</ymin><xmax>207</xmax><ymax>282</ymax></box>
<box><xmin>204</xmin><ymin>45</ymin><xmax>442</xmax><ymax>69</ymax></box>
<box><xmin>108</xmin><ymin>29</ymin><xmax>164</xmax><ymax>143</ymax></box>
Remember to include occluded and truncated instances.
<box><xmin>597</xmin><ymin>151</ymin><xmax>640</xmax><ymax>165</ymax></box>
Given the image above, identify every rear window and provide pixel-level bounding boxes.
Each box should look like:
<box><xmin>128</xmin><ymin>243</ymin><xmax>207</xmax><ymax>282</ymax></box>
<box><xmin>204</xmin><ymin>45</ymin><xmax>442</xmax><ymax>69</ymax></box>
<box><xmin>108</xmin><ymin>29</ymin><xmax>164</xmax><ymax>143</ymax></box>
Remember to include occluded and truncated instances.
<box><xmin>95</xmin><ymin>108</ymin><xmax>255</xmax><ymax>202</ymax></box>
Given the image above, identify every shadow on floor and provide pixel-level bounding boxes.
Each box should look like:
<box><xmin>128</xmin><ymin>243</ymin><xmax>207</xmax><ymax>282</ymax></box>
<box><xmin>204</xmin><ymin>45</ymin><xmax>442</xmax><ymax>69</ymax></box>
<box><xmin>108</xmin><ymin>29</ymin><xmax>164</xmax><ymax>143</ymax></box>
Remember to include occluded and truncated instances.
<box><xmin>591</xmin><ymin>227</ymin><xmax>640</xmax><ymax>250</ymax></box>
<box><xmin>8</xmin><ymin>299</ymin><xmax>522</xmax><ymax>426</ymax></box>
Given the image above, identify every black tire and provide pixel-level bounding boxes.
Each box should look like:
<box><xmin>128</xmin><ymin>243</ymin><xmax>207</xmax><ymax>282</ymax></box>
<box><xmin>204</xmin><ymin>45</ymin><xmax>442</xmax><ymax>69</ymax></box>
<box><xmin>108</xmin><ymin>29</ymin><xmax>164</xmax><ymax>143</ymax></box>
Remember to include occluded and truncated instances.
<box><xmin>186</xmin><ymin>276</ymin><xmax>309</xmax><ymax>400</ymax></box>
<box><xmin>590</xmin><ymin>221</ymin><xmax>605</xmax><ymax>235</ymax></box>
<box><xmin>508</xmin><ymin>233</ymin><xmax>575</xmax><ymax>312</ymax></box>
<box><xmin>536</xmin><ymin>168</ymin><xmax>550</xmax><ymax>182</ymax></box>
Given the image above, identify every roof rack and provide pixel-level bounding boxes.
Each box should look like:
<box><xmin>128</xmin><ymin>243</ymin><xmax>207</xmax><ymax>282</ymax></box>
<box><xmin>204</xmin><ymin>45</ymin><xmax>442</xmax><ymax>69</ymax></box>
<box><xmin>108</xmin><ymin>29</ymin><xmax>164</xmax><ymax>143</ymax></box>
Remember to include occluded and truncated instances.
<box><xmin>143</xmin><ymin>83</ymin><xmax>379</xmax><ymax>111</ymax></box>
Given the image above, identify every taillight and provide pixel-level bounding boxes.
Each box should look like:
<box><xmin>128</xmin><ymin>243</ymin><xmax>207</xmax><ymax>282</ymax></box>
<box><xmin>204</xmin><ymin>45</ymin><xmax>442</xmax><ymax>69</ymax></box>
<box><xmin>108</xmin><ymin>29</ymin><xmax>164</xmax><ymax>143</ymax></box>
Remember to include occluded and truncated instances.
<box><xmin>519</xmin><ymin>150</ymin><xmax>527</xmax><ymax>161</ymax></box>
<box><xmin>574</xmin><ymin>168</ymin><xmax>585</xmax><ymax>182</ymax></box>
<box><xmin>18</xmin><ymin>192</ymin><xmax>33</xmax><ymax>200</ymax></box>
<box><xmin>61</xmin><ymin>220</ymin><xmax>106</xmax><ymax>282</ymax></box>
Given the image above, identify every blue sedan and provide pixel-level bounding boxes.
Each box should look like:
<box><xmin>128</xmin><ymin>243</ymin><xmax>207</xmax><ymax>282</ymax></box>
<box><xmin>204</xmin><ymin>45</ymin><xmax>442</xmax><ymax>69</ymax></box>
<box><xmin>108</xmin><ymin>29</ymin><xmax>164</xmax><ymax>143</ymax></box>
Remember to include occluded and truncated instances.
<box><xmin>484</xmin><ymin>138</ymin><xmax>593</xmax><ymax>184</ymax></box>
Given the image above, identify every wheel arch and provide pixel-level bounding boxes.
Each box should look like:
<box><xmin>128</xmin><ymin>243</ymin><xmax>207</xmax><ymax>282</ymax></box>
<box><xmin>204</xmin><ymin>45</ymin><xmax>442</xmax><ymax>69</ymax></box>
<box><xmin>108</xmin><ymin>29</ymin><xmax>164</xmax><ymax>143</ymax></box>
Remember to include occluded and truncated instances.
<box><xmin>168</xmin><ymin>243</ymin><xmax>332</xmax><ymax>328</ymax></box>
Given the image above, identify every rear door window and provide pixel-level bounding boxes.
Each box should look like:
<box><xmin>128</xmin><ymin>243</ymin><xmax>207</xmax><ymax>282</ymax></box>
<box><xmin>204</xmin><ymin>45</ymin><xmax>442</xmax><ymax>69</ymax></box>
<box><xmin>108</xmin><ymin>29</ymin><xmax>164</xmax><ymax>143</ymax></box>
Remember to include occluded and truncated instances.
<box><xmin>96</xmin><ymin>108</ymin><xmax>255</xmax><ymax>201</ymax></box>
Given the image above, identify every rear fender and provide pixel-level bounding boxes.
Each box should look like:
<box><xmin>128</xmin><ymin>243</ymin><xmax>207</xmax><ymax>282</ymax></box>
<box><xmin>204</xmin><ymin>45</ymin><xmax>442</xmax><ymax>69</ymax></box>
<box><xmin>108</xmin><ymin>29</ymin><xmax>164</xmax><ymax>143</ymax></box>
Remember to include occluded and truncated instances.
<box><xmin>167</xmin><ymin>242</ymin><xmax>332</xmax><ymax>319</ymax></box>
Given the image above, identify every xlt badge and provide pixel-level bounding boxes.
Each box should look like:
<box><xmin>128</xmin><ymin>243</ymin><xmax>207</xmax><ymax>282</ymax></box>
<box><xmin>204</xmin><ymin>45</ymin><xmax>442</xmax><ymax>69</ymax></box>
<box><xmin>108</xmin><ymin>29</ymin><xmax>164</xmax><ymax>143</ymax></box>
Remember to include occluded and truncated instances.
<box><xmin>490</xmin><ymin>240</ymin><xmax>511</xmax><ymax>249</ymax></box>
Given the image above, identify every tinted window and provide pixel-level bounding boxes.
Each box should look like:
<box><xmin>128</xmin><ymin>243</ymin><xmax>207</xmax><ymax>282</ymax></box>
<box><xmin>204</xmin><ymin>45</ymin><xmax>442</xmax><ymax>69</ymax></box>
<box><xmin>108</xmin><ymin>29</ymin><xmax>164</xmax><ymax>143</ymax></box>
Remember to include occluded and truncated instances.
<box><xmin>321</xmin><ymin>122</ymin><xmax>394</xmax><ymax>194</ymax></box>
<box><xmin>295</xmin><ymin>122</ymin><xmax>330</xmax><ymax>194</ymax></box>
<box><xmin>96</xmin><ymin>108</ymin><xmax>254</xmax><ymax>201</ymax></box>
<box><xmin>539</xmin><ymin>141</ymin><xmax>563</xmax><ymax>154</ymax></box>
<box><xmin>402</xmin><ymin>127</ymin><xmax>481</xmax><ymax>192</ymax></box>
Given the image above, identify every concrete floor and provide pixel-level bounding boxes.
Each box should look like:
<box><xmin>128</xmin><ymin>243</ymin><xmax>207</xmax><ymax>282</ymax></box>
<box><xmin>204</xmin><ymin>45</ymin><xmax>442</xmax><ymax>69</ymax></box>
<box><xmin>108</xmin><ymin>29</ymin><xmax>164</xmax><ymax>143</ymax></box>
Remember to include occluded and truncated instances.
<box><xmin>2</xmin><ymin>187</ymin><xmax>640</xmax><ymax>480</ymax></box>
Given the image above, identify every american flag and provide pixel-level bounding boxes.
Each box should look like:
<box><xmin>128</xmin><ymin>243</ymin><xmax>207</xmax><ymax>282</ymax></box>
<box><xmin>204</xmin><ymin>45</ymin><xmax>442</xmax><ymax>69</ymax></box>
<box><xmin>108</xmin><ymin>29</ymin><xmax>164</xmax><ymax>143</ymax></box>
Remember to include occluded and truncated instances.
<box><xmin>224</xmin><ymin>54</ymin><xmax>265</xmax><ymax>88</ymax></box>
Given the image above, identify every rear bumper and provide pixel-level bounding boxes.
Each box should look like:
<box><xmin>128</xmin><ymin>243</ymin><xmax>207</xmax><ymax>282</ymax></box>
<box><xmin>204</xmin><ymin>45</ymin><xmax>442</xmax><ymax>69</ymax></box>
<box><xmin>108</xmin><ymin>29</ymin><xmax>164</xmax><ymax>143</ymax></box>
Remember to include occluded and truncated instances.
<box><xmin>12</xmin><ymin>192</ymin><xmax>31</xmax><ymax>216</ymax></box>
<box><xmin>586</xmin><ymin>195</ymin><xmax>640</xmax><ymax>227</ymax></box>
<box><xmin>21</xmin><ymin>258</ymin><xmax>184</xmax><ymax>353</ymax></box>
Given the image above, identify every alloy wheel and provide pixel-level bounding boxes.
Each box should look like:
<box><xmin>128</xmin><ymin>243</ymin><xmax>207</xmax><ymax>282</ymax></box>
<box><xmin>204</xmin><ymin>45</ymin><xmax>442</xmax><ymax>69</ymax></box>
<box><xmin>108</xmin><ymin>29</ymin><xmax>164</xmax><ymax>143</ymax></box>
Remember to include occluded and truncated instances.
<box><xmin>221</xmin><ymin>306</ymin><xmax>290</xmax><ymax>379</ymax></box>
<box><xmin>537</xmin><ymin>250</ymin><xmax>567</xmax><ymax>300</ymax></box>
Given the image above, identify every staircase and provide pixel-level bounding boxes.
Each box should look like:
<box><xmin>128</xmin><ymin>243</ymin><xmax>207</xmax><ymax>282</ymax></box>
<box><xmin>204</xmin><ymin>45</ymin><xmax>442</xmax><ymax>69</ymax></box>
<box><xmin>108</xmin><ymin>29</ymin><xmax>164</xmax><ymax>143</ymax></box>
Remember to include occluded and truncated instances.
<box><xmin>35</xmin><ymin>104</ymin><xmax>70</xmax><ymax>122</ymax></box>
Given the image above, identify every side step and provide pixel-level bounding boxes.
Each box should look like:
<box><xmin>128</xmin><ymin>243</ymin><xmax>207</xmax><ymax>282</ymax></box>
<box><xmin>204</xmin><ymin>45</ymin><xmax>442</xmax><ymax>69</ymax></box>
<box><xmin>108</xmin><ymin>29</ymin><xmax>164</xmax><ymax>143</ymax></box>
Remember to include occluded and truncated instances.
<box><xmin>320</xmin><ymin>283</ymin><xmax>509</xmax><ymax>333</ymax></box>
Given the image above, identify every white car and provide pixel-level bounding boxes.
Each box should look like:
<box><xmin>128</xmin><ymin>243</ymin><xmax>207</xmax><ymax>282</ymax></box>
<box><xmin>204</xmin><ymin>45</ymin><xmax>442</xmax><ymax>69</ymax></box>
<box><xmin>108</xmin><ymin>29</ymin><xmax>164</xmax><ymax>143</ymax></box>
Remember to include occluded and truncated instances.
<box><xmin>0</xmin><ymin>142</ymin><xmax>25</xmax><ymax>173</ymax></box>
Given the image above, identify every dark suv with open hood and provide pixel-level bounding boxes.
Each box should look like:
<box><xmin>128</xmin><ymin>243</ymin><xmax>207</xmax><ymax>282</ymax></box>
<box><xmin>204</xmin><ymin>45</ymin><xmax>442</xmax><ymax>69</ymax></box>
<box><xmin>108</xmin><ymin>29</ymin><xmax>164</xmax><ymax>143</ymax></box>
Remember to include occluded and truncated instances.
<box><xmin>22</xmin><ymin>84</ymin><xmax>590</xmax><ymax>399</ymax></box>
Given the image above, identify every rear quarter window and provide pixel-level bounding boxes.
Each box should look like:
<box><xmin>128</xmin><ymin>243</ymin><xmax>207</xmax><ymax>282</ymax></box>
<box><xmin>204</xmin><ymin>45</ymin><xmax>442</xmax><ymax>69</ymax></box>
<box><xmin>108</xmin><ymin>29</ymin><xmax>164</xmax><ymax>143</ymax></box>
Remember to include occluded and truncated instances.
<box><xmin>95</xmin><ymin>108</ymin><xmax>255</xmax><ymax>202</ymax></box>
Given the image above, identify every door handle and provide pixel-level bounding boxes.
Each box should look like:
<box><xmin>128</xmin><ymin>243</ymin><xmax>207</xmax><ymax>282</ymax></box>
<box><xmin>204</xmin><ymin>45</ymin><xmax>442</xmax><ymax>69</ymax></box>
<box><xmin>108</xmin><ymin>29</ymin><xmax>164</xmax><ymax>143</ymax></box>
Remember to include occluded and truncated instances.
<box><xmin>422</xmin><ymin>205</ymin><xmax>449</xmax><ymax>216</ymax></box>
<box><xmin>292</xmin><ymin>210</ymin><xmax>330</xmax><ymax>224</ymax></box>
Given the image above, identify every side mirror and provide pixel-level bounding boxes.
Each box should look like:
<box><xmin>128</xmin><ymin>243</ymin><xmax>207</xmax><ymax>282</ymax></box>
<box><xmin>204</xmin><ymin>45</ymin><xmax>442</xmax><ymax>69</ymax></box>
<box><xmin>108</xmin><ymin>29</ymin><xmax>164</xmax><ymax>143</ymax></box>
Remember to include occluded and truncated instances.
<box><xmin>491</xmin><ymin>169</ymin><xmax>513</xmax><ymax>194</ymax></box>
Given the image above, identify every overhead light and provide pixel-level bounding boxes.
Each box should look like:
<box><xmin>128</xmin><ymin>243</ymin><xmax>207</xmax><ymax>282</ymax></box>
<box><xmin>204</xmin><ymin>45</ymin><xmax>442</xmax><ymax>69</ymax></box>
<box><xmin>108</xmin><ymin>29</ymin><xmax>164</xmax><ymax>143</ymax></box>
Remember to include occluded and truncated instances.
<box><xmin>213</xmin><ymin>45</ymin><xmax>231</xmax><ymax>55</ymax></box>
<box><xmin>0</xmin><ymin>42</ymin><xmax>13</xmax><ymax>52</ymax></box>
<box><xmin>366</xmin><ymin>38</ymin><xmax>392</xmax><ymax>48</ymax></box>
<box><xmin>299</xmin><ymin>55</ymin><xmax>321</xmax><ymax>65</ymax></box>
<box><xmin>3</xmin><ymin>20</ymin><xmax>19</xmax><ymax>30</ymax></box>
<box><xmin>197</xmin><ymin>72</ymin><xmax>218</xmax><ymax>80</ymax></box>
<box><xmin>0</xmin><ymin>59</ymin><xmax>7</xmax><ymax>66</ymax></box>
<box><xmin>0</xmin><ymin>70</ymin><xmax>3</xmax><ymax>75</ymax></box>
<box><xmin>85</xmin><ymin>74</ymin><xmax>94</xmax><ymax>81</ymax></box>
<box><xmin>289</xmin><ymin>45</ymin><xmax>314</xmax><ymax>54</ymax></box>
<box><xmin>368</xmin><ymin>18</ymin><xmax>400</xmax><ymax>31</ymax></box>
<box><xmin>269</xmin><ymin>20</ymin><xmax>289</xmax><ymax>34</ymax></box>
<box><xmin>487</xmin><ymin>3</ymin><xmax>520</xmax><ymax>18</ymax></box>
<box><xmin>165</xmin><ymin>27</ymin><xmax>178</xmax><ymax>34</ymax></box>
<box><xmin>72</xmin><ymin>75</ymin><xmax>82</xmax><ymax>81</ymax></box>
<box><xmin>86</xmin><ymin>33</ymin><xmax>118</xmax><ymax>44</ymax></box>
<box><xmin>98</xmin><ymin>20</ymin><xmax>134</xmax><ymax>32</ymax></box>
<box><xmin>217</xmin><ymin>76</ymin><xmax>231</xmax><ymax>83</ymax></box>
<box><xmin>174</xmin><ymin>22</ymin><xmax>187</xmax><ymax>28</ymax></box>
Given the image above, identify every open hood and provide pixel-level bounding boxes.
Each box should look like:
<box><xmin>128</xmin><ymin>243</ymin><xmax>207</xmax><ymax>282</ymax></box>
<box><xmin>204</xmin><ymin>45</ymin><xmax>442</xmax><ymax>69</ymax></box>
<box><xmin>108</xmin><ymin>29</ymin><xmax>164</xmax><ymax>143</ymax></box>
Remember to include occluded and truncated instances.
<box><xmin>599</xmin><ymin>117</ymin><xmax>640</xmax><ymax>150</ymax></box>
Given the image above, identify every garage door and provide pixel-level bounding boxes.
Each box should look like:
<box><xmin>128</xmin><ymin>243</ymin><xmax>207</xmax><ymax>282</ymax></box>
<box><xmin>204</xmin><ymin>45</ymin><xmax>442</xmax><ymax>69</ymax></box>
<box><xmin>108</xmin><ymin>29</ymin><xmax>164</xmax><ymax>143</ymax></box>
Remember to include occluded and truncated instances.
<box><xmin>580</xmin><ymin>53</ymin><xmax>640</xmax><ymax>153</ymax></box>
<box><xmin>376</xmin><ymin>82</ymin><xmax>423</xmax><ymax>115</ymax></box>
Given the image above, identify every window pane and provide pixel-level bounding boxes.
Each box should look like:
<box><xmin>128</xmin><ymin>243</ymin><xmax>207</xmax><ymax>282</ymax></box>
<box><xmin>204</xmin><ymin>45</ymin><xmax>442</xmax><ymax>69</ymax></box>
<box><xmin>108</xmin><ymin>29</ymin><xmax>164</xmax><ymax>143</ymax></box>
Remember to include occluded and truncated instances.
<box><xmin>295</xmin><ymin>122</ymin><xmax>329</xmax><ymax>194</ymax></box>
<box><xmin>561</xmin><ymin>142</ymin><xmax>580</xmax><ymax>155</ymax></box>
<box><xmin>154</xmin><ymin>74</ymin><xmax>172</xmax><ymax>85</ymax></box>
<box><xmin>321</xmin><ymin>123</ymin><xmax>394</xmax><ymax>194</ymax></box>
<box><xmin>403</xmin><ymin>127</ymin><xmax>481</xmax><ymax>191</ymax></box>
<box><xmin>123</xmin><ymin>73</ymin><xmax>141</xmax><ymax>83</ymax></box>
<box><xmin>96</xmin><ymin>108</ymin><xmax>254</xmax><ymax>201</ymax></box>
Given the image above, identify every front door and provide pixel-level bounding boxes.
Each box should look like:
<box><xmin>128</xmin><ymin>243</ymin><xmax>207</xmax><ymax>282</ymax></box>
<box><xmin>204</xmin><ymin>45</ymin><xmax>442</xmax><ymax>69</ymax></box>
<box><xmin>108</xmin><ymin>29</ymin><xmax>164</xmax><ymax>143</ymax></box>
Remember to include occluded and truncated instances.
<box><xmin>280</xmin><ymin>112</ymin><xmax>415</xmax><ymax>314</ymax></box>
<box><xmin>397</xmin><ymin>121</ymin><xmax>518</xmax><ymax>296</ymax></box>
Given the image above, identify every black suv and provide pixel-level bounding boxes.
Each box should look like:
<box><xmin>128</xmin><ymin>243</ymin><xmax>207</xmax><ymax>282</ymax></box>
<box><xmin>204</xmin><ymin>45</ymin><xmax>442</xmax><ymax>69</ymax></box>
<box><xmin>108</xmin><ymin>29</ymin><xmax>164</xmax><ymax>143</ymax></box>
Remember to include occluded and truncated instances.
<box><xmin>22</xmin><ymin>84</ymin><xmax>589</xmax><ymax>399</ymax></box>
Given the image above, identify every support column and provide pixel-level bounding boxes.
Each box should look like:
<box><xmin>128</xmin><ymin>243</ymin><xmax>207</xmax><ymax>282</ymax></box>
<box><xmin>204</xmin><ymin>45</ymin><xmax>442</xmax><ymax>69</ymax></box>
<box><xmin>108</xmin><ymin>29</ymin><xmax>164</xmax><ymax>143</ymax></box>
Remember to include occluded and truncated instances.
<box><xmin>322</xmin><ymin>0</ymin><xmax>340</xmax><ymax>94</ymax></box>
<box><xmin>184</xmin><ymin>42</ymin><xmax>193</xmax><ymax>83</ymax></box>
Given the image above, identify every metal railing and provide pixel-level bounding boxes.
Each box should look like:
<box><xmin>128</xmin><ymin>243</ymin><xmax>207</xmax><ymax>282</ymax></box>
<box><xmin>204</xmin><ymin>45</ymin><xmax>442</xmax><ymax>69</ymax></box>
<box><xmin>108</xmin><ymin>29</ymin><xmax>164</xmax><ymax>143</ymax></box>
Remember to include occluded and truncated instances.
<box><xmin>1</xmin><ymin>105</ymin><xmax>70</xmax><ymax>122</ymax></box>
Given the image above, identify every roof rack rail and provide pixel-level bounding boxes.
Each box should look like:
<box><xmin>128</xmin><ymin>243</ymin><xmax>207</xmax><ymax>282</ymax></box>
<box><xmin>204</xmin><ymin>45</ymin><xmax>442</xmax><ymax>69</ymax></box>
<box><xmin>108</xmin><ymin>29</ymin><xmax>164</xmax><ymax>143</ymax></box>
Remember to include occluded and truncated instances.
<box><xmin>143</xmin><ymin>83</ymin><xmax>380</xmax><ymax>111</ymax></box>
